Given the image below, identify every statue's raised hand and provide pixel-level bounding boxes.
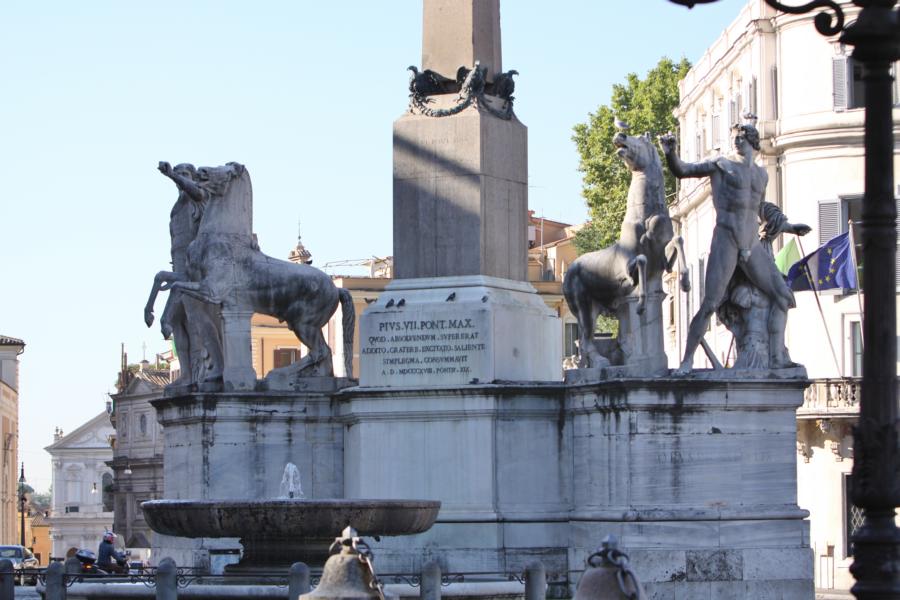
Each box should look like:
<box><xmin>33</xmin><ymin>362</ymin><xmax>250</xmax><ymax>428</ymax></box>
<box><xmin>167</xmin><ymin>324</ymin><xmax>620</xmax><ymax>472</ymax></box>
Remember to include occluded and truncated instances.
<box><xmin>158</xmin><ymin>161</ymin><xmax>173</xmax><ymax>177</ymax></box>
<box><xmin>658</xmin><ymin>133</ymin><xmax>677</xmax><ymax>155</ymax></box>
<box><xmin>791</xmin><ymin>223</ymin><xmax>812</xmax><ymax>236</ymax></box>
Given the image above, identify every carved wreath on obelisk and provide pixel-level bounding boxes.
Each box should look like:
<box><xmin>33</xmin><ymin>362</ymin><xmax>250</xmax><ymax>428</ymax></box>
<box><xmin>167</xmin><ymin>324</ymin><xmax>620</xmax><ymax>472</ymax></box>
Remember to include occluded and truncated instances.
<box><xmin>407</xmin><ymin>61</ymin><xmax>519</xmax><ymax>120</ymax></box>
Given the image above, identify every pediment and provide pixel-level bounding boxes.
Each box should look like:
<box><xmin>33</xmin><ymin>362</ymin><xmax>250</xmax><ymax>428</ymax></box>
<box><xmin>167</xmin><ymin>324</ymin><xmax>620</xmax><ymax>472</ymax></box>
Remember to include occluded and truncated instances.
<box><xmin>45</xmin><ymin>412</ymin><xmax>115</xmax><ymax>451</ymax></box>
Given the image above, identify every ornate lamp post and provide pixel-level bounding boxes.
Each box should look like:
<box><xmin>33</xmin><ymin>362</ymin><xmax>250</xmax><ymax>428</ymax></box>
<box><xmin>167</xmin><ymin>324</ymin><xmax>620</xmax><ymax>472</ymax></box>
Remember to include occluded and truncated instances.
<box><xmin>18</xmin><ymin>463</ymin><xmax>25</xmax><ymax>548</ymax></box>
<box><xmin>667</xmin><ymin>1</ymin><xmax>899</xmax><ymax>597</ymax></box>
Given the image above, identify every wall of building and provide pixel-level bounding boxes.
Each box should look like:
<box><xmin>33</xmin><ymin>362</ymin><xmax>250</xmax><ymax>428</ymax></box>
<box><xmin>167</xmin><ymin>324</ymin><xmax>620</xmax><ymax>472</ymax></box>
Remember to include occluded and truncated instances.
<box><xmin>0</xmin><ymin>339</ymin><xmax>23</xmax><ymax>546</ymax></box>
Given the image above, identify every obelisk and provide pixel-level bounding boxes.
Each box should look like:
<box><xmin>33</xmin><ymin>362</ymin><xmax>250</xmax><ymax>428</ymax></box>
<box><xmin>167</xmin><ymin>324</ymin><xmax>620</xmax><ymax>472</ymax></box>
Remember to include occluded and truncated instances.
<box><xmin>360</xmin><ymin>0</ymin><xmax>561</xmax><ymax>386</ymax></box>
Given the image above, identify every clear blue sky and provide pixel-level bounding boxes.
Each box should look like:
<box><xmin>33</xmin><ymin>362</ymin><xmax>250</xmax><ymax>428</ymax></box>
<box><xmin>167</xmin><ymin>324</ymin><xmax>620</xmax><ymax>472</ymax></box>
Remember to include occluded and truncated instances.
<box><xmin>1</xmin><ymin>0</ymin><xmax>746</xmax><ymax>492</ymax></box>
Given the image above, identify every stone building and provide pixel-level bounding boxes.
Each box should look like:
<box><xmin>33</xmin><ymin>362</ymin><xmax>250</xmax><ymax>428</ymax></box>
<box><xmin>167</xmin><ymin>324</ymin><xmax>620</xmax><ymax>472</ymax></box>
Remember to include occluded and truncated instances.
<box><xmin>107</xmin><ymin>361</ymin><xmax>168</xmax><ymax>560</ymax></box>
<box><xmin>29</xmin><ymin>512</ymin><xmax>51</xmax><ymax>565</ymax></box>
<box><xmin>0</xmin><ymin>335</ymin><xmax>24</xmax><ymax>545</ymax></box>
<box><xmin>45</xmin><ymin>413</ymin><xmax>115</xmax><ymax>559</ymax></box>
<box><xmin>666</xmin><ymin>0</ymin><xmax>899</xmax><ymax>591</ymax></box>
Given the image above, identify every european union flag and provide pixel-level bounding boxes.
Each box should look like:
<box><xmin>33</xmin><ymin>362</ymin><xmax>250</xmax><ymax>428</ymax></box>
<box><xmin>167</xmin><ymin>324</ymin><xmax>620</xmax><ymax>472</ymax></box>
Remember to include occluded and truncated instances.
<box><xmin>786</xmin><ymin>232</ymin><xmax>858</xmax><ymax>292</ymax></box>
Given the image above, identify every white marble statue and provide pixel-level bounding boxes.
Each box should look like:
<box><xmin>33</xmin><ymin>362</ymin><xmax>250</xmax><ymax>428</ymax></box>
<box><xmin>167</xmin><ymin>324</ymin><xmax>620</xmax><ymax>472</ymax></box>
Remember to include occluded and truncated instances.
<box><xmin>563</xmin><ymin>128</ymin><xmax>688</xmax><ymax>371</ymax></box>
<box><xmin>659</xmin><ymin>120</ymin><xmax>809</xmax><ymax>374</ymax></box>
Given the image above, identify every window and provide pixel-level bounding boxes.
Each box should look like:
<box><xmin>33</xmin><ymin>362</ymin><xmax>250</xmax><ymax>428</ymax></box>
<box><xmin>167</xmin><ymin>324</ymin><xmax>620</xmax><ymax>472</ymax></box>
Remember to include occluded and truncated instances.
<box><xmin>101</xmin><ymin>473</ymin><xmax>114</xmax><ymax>512</ymax></box>
<box><xmin>711</xmin><ymin>113</ymin><xmax>722</xmax><ymax>151</ymax></box>
<box><xmin>273</xmin><ymin>348</ymin><xmax>301</xmax><ymax>369</ymax></box>
<box><xmin>770</xmin><ymin>67</ymin><xmax>779</xmax><ymax>119</ymax></box>
<box><xmin>850</xmin><ymin>321</ymin><xmax>863</xmax><ymax>377</ymax></box>
<box><xmin>818</xmin><ymin>196</ymin><xmax>900</xmax><ymax>291</ymax></box>
<box><xmin>564</xmin><ymin>322</ymin><xmax>579</xmax><ymax>357</ymax></box>
<box><xmin>833</xmin><ymin>56</ymin><xmax>900</xmax><ymax>110</ymax></box>
<box><xmin>748</xmin><ymin>76</ymin><xmax>758</xmax><ymax>117</ymax></box>
<box><xmin>844</xmin><ymin>473</ymin><xmax>865</xmax><ymax>557</ymax></box>
<box><xmin>820</xmin><ymin>196</ymin><xmax>900</xmax><ymax>290</ymax></box>
<box><xmin>64</xmin><ymin>505</ymin><xmax>79</xmax><ymax>514</ymax></box>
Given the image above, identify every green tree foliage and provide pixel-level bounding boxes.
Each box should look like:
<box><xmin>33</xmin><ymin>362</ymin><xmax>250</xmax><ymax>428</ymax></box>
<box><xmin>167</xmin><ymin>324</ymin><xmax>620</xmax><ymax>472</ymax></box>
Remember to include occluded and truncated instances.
<box><xmin>572</xmin><ymin>57</ymin><xmax>691</xmax><ymax>253</ymax></box>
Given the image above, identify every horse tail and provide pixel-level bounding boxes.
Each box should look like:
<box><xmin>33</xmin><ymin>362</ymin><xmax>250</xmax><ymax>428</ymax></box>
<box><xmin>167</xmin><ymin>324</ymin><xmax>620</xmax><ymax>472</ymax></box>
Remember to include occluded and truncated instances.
<box><xmin>562</xmin><ymin>261</ymin><xmax>581</xmax><ymax>317</ymax></box>
<box><xmin>338</xmin><ymin>288</ymin><xmax>356</xmax><ymax>378</ymax></box>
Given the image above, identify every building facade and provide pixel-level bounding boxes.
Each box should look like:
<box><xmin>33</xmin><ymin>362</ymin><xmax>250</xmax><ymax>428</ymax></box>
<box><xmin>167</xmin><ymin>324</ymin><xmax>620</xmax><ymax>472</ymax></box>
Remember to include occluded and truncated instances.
<box><xmin>108</xmin><ymin>363</ymin><xmax>168</xmax><ymax>559</ymax></box>
<box><xmin>667</xmin><ymin>1</ymin><xmax>899</xmax><ymax>591</ymax></box>
<box><xmin>0</xmin><ymin>336</ymin><xmax>24</xmax><ymax>545</ymax></box>
<box><xmin>45</xmin><ymin>412</ymin><xmax>115</xmax><ymax>559</ymax></box>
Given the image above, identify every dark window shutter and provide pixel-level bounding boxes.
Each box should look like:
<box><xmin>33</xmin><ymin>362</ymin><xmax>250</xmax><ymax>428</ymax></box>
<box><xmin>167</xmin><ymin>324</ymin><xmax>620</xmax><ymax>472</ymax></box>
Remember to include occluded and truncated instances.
<box><xmin>894</xmin><ymin>198</ymin><xmax>900</xmax><ymax>286</ymax></box>
<box><xmin>833</xmin><ymin>56</ymin><xmax>849</xmax><ymax>111</ymax></box>
<box><xmin>819</xmin><ymin>199</ymin><xmax>841</xmax><ymax>246</ymax></box>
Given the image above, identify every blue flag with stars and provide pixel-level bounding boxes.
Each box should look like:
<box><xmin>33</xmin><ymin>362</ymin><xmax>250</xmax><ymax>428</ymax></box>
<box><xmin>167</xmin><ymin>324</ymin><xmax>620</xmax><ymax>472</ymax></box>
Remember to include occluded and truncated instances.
<box><xmin>786</xmin><ymin>232</ymin><xmax>858</xmax><ymax>292</ymax></box>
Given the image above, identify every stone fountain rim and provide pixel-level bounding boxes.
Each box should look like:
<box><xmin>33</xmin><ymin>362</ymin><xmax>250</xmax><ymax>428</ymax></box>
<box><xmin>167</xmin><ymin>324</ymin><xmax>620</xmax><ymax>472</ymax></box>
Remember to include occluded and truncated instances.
<box><xmin>142</xmin><ymin>498</ymin><xmax>441</xmax><ymax>508</ymax></box>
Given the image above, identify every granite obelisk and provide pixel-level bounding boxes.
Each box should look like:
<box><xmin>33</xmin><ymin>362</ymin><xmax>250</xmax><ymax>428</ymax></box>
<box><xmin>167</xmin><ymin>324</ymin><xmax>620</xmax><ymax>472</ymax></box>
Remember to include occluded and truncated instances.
<box><xmin>360</xmin><ymin>0</ymin><xmax>560</xmax><ymax>386</ymax></box>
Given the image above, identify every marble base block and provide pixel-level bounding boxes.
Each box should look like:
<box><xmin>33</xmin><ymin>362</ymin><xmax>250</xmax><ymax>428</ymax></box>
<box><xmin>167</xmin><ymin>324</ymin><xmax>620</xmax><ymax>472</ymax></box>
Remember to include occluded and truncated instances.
<box><xmin>358</xmin><ymin>275</ymin><xmax>562</xmax><ymax>387</ymax></box>
<box><xmin>341</xmin><ymin>378</ymin><xmax>813</xmax><ymax>597</ymax></box>
<box><xmin>152</xmin><ymin>391</ymin><xmax>346</xmax><ymax>501</ymax></box>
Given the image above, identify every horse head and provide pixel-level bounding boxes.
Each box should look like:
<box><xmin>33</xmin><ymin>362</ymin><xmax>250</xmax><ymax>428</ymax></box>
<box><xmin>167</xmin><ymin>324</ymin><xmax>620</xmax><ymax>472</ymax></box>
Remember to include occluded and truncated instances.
<box><xmin>197</xmin><ymin>162</ymin><xmax>246</xmax><ymax>197</ymax></box>
<box><xmin>613</xmin><ymin>131</ymin><xmax>661</xmax><ymax>174</ymax></box>
<box><xmin>195</xmin><ymin>162</ymin><xmax>253</xmax><ymax>237</ymax></box>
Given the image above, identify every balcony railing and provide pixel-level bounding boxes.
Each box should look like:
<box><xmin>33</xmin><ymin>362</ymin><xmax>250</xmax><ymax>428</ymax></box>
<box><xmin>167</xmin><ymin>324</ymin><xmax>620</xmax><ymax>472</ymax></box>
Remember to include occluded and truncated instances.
<box><xmin>799</xmin><ymin>378</ymin><xmax>861</xmax><ymax>418</ymax></box>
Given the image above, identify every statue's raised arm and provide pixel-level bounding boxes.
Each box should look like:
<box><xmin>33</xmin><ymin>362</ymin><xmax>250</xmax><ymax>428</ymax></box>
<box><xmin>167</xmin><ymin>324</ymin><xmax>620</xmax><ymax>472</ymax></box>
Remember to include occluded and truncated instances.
<box><xmin>158</xmin><ymin>161</ymin><xmax>206</xmax><ymax>204</ymax></box>
<box><xmin>658</xmin><ymin>133</ymin><xmax>717</xmax><ymax>179</ymax></box>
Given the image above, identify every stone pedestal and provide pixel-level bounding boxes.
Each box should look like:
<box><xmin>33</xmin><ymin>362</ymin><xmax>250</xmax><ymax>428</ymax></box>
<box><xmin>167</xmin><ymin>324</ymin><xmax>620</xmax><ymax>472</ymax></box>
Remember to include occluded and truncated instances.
<box><xmin>565</xmin><ymin>378</ymin><xmax>813</xmax><ymax>599</ymax></box>
<box><xmin>393</xmin><ymin>105</ymin><xmax>528</xmax><ymax>281</ymax></box>
<box><xmin>220</xmin><ymin>309</ymin><xmax>257</xmax><ymax>391</ymax></box>
<box><xmin>359</xmin><ymin>275</ymin><xmax>562</xmax><ymax>386</ymax></box>
<box><xmin>615</xmin><ymin>291</ymin><xmax>668</xmax><ymax>374</ymax></box>
<box><xmin>339</xmin><ymin>382</ymin><xmax>571</xmax><ymax>576</ymax></box>
<box><xmin>149</xmin><ymin>390</ymin><xmax>347</xmax><ymax>569</ymax></box>
<box><xmin>340</xmin><ymin>378</ymin><xmax>813</xmax><ymax>598</ymax></box>
<box><xmin>152</xmin><ymin>391</ymin><xmax>345</xmax><ymax>500</ymax></box>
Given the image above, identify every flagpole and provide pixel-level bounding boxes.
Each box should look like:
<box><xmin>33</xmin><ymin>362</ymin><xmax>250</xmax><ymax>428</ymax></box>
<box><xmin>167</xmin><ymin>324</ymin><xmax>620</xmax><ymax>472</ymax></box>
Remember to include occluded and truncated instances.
<box><xmin>796</xmin><ymin>238</ymin><xmax>843</xmax><ymax>375</ymax></box>
<box><xmin>847</xmin><ymin>219</ymin><xmax>865</xmax><ymax>345</ymax></box>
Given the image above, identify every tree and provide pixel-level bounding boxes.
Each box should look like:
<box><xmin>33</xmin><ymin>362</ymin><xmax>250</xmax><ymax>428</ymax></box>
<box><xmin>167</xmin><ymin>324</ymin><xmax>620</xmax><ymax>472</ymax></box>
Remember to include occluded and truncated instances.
<box><xmin>572</xmin><ymin>57</ymin><xmax>691</xmax><ymax>254</ymax></box>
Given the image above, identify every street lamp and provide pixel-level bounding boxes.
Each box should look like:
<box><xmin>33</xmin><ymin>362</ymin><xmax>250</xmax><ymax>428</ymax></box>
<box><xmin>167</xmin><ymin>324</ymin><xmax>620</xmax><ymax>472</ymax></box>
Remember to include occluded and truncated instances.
<box><xmin>18</xmin><ymin>463</ymin><xmax>25</xmax><ymax>548</ymax></box>
<box><xmin>666</xmin><ymin>2</ymin><xmax>899</xmax><ymax>598</ymax></box>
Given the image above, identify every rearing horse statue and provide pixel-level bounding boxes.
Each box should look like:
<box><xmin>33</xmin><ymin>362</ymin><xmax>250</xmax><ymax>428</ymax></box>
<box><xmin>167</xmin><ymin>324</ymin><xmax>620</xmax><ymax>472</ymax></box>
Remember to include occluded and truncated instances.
<box><xmin>563</xmin><ymin>128</ymin><xmax>689</xmax><ymax>370</ymax></box>
<box><xmin>166</xmin><ymin>162</ymin><xmax>355</xmax><ymax>385</ymax></box>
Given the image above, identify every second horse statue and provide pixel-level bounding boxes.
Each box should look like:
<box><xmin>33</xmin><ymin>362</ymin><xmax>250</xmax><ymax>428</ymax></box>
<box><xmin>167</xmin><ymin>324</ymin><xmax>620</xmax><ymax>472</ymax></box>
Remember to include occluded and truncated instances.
<box><xmin>563</xmin><ymin>125</ymin><xmax>688</xmax><ymax>374</ymax></box>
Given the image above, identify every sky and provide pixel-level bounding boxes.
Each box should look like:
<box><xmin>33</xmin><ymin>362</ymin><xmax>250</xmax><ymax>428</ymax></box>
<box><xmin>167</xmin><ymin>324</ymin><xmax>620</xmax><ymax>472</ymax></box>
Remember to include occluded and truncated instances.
<box><xmin>1</xmin><ymin>0</ymin><xmax>747</xmax><ymax>493</ymax></box>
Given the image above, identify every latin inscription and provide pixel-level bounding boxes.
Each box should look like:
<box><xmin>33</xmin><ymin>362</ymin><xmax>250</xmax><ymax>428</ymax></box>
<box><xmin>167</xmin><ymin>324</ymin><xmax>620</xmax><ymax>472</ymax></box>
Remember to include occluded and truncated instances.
<box><xmin>362</xmin><ymin>317</ymin><xmax>486</xmax><ymax>379</ymax></box>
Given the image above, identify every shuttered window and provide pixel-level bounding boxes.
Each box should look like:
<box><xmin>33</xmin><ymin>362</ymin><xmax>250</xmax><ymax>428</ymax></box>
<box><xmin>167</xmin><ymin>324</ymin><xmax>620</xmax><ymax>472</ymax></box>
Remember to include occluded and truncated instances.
<box><xmin>833</xmin><ymin>56</ymin><xmax>849</xmax><ymax>111</ymax></box>
<box><xmin>711</xmin><ymin>114</ymin><xmax>722</xmax><ymax>150</ymax></box>
<box><xmin>818</xmin><ymin>197</ymin><xmax>900</xmax><ymax>290</ymax></box>
<box><xmin>770</xmin><ymin>66</ymin><xmax>779</xmax><ymax>119</ymax></box>
<box><xmin>749</xmin><ymin>76</ymin><xmax>758</xmax><ymax>116</ymax></box>
<box><xmin>818</xmin><ymin>199</ymin><xmax>842</xmax><ymax>246</ymax></box>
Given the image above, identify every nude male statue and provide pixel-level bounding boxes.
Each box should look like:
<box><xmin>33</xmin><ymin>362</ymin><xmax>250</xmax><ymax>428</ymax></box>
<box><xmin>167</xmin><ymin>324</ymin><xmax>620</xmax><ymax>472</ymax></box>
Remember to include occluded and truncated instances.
<box><xmin>659</xmin><ymin>123</ymin><xmax>808</xmax><ymax>374</ymax></box>
<box><xmin>143</xmin><ymin>162</ymin><xmax>223</xmax><ymax>388</ymax></box>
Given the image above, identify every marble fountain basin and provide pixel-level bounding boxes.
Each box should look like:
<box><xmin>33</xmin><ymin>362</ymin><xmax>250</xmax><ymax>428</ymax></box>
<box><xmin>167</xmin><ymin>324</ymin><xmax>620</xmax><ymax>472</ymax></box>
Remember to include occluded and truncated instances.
<box><xmin>142</xmin><ymin>498</ymin><xmax>441</xmax><ymax>570</ymax></box>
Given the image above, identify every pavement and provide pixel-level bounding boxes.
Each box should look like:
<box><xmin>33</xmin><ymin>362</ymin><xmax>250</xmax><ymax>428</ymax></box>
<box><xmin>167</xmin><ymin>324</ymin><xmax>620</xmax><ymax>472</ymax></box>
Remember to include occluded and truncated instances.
<box><xmin>12</xmin><ymin>586</ymin><xmax>41</xmax><ymax>599</ymax></box>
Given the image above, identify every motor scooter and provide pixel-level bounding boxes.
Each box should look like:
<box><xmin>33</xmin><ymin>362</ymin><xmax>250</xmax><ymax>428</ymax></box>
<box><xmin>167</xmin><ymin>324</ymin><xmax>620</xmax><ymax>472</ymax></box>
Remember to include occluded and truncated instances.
<box><xmin>73</xmin><ymin>549</ymin><xmax>126</xmax><ymax>575</ymax></box>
